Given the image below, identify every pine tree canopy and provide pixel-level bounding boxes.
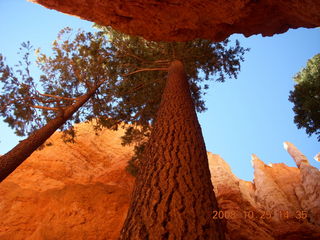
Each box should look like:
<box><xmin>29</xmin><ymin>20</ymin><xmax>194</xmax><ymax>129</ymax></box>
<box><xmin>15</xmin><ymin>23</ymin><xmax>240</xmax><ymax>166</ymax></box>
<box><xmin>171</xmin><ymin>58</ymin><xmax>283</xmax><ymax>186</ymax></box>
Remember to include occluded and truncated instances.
<box><xmin>96</xmin><ymin>26</ymin><xmax>248</xmax><ymax>152</ymax></box>
<box><xmin>0</xmin><ymin>26</ymin><xmax>248</xmax><ymax>156</ymax></box>
<box><xmin>289</xmin><ymin>53</ymin><xmax>320</xmax><ymax>141</ymax></box>
<box><xmin>0</xmin><ymin>28</ymin><xmax>117</xmax><ymax>141</ymax></box>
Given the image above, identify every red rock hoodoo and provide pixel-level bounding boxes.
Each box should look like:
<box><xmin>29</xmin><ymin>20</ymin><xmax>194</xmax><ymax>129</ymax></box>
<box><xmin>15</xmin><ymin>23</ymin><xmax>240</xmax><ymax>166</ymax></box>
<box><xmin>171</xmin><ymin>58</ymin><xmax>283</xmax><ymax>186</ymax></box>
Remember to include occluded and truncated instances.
<box><xmin>0</xmin><ymin>122</ymin><xmax>319</xmax><ymax>239</ymax></box>
<box><xmin>29</xmin><ymin>0</ymin><xmax>320</xmax><ymax>41</ymax></box>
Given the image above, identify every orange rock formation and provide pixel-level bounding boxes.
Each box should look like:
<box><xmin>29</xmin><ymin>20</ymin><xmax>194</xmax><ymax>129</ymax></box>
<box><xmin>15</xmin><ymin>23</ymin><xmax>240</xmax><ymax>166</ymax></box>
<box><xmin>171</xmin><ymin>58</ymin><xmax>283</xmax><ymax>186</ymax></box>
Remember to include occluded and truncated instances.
<box><xmin>0</xmin><ymin>122</ymin><xmax>319</xmax><ymax>239</ymax></box>
<box><xmin>29</xmin><ymin>0</ymin><xmax>320</xmax><ymax>41</ymax></box>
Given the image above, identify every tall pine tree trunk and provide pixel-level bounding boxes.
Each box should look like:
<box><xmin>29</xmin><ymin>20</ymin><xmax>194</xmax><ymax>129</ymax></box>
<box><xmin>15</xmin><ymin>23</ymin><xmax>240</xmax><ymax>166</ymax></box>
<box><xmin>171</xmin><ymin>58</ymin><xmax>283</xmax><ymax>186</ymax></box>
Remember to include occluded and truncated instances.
<box><xmin>119</xmin><ymin>60</ymin><xmax>226</xmax><ymax>239</ymax></box>
<box><xmin>0</xmin><ymin>86</ymin><xmax>100</xmax><ymax>182</ymax></box>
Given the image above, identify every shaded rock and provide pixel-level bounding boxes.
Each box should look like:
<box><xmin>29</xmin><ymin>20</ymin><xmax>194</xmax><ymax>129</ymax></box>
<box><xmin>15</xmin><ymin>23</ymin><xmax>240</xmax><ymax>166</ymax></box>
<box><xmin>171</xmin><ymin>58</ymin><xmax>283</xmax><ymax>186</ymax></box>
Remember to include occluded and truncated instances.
<box><xmin>0</xmin><ymin>182</ymin><xmax>130</xmax><ymax>240</ymax></box>
<box><xmin>0</xmin><ymin>122</ymin><xmax>135</xmax><ymax>239</ymax></box>
<box><xmin>29</xmin><ymin>0</ymin><xmax>320</xmax><ymax>41</ymax></box>
<box><xmin>2</xmin><ymin>121</ymin><xmax>135</xmax><ymax>192</ymax></box>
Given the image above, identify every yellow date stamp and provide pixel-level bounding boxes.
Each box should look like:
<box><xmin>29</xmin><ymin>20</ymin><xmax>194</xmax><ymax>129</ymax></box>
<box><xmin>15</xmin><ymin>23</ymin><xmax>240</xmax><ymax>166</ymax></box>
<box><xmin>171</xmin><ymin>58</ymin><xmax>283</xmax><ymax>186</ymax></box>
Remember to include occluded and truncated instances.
<box><xmin>212</xmin><ymin>210</ymin><xmax>308</xmax><ymax>220</ymax></box>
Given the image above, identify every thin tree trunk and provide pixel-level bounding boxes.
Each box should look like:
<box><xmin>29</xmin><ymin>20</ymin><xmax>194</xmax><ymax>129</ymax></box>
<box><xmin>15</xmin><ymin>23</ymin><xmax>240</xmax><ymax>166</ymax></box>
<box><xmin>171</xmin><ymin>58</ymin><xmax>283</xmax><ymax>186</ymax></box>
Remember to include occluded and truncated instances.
<box><xmin>119</xmin><ymin>60</ymin><xmax>226</xmax><ymax>239</ymax></box>
<box><xmin>0</xmin><ymin>85</ymin><xmax>100</xmax><ymax>182</ymax></box>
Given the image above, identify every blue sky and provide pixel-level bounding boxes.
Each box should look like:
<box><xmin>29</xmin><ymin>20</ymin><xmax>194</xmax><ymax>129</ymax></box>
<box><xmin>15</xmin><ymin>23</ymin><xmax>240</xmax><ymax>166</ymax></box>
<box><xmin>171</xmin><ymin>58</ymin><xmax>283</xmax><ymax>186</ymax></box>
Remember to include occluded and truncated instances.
<box><xmin>1</xmin><ymin>0</ymin><xmax>319</xmax><ymax>181</ymax></box>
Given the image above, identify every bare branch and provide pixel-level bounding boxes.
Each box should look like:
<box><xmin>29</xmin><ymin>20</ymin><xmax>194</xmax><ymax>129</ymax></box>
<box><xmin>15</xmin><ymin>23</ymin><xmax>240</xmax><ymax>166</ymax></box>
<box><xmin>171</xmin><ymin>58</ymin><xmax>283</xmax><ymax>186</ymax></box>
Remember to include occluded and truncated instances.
<box><xmin>34</xmin><ymin>98</ymin><xmax>59</xmax><ymax>104</ymax></box>
<box><xmin>122</xmin><ymin>83</ymin><xmax>145</xmax><ymax>95</ymax></box>
<box><xmin>121</xmin><ymin>47</ymin><xmax>170</xmax><ymax>66</ymax></box>
<box><xmin>123</xmin><ymin>68</ymin><xmax>168</xmax><ymax>77</ymax></box>
<box><xmin>31</xmin><ymin>105</ymin><xmax>61</xmax><ymax>111</ymax></box>
<box><xmin>36</xmin><ymin>91</ymin><xmax>78</xmax><ymax>101</ymax></box>
<box><xmin>125</xmin><ymin>50</ymin><xmax>146</xmax><ymax>63</ymax></box>
<box><xmin>154</xmin><ymin>59</ymin><xmax>171</xmax><ymax>64</ymax></box>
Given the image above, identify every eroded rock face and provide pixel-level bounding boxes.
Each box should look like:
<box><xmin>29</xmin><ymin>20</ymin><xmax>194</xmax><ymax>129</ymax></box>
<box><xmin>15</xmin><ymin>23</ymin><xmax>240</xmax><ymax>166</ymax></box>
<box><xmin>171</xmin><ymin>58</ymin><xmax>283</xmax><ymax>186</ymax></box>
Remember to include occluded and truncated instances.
<box><xmin>209</xmin><ymin>151</ymin><xmax>320</xmax><ymax>240</ymax></box>
<box><xmin>0</xmin><ymin>123</ymin><xmax>319</xmax><ymax>239</ymax></box>
<box><xmin>29</xmin><ymin>0</ymin><xmax>320</xmax><ymax>41</ymax></box>
<box><xmin>284</xmin><ymin>142</ymin><xmax>320</xmax><ymax>226</ymax></box>
<box><xmin>209</xmin><ymin>153</ymin><xmax>275</xmax><ymax>240</ymax></box>
<box><xmin>0</xmin><ymin>122</ymin><xmax>135</xmax><ymax>240</ymax></box>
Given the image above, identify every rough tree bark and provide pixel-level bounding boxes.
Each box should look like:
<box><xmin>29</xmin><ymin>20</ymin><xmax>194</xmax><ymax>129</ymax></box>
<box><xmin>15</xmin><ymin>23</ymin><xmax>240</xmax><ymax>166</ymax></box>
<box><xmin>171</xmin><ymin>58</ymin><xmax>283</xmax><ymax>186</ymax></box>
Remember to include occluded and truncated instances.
<box><xmin>119</xmin><ymin>60</ymin><xmax>226</xmax><ymax>239</ymax></box>
<box><xmin>0</xmin><ymin>85</ymin><xmax>101</xmax><ymax>182</ymax></box>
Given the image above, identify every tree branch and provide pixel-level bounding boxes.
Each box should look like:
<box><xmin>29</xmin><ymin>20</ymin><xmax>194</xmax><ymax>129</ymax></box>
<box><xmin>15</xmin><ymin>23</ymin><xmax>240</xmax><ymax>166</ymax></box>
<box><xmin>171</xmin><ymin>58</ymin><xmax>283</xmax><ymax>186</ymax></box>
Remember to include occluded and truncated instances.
<box><xmin>122</xmin><ymin>83</ymin><xmax>145</xmax><ymax>95</ymax></box>
<box><xmin>124</xmin><ymin>50</ymin><xmax>146</xmax><ymax>63</ymax></box>
<box><xmin>31</xmin><ymin>105</ymin><xmax>61</xmax><ymax>111</ymax></box>
<box><xmin>34</xmin><ymin>98</ymin><xmax>59</xmax><ymax>104</ymax></box>
<box><xmin>154</xmin><ymin>59</ymin><xmax>171</xmax><ymax>64</ymax></box>
<box><xmin>123</xmin><ymin>68</ymin><xmax>168</xmax><ymax>77</ymax></box>
<box><xmin>36</xmin><ymin>91</ymin><xmax>78</xmax><ymax>101</ymax></box>
<box><xmin>121</xmin><ymin>48</ymin><xmax>170</xmax><ymax>66</ymax></box>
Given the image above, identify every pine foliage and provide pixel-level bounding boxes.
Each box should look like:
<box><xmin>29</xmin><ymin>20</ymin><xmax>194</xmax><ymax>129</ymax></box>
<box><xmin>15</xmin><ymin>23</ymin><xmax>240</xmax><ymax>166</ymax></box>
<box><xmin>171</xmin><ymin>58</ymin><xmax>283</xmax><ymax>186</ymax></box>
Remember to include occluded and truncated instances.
<box><xmin>0</xmin><ymin>28</ymin><xmax>116</xmax><ymax>141</ymax></box>
<box><xmin>95</xmin><ymin>26</ymin><xmax>248</xmax><ymax>160</ymax></box>
<box><xmin>289</xmin><ymin>54</ymin><xmax>320</xmax><ymax>141</ymax></box>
